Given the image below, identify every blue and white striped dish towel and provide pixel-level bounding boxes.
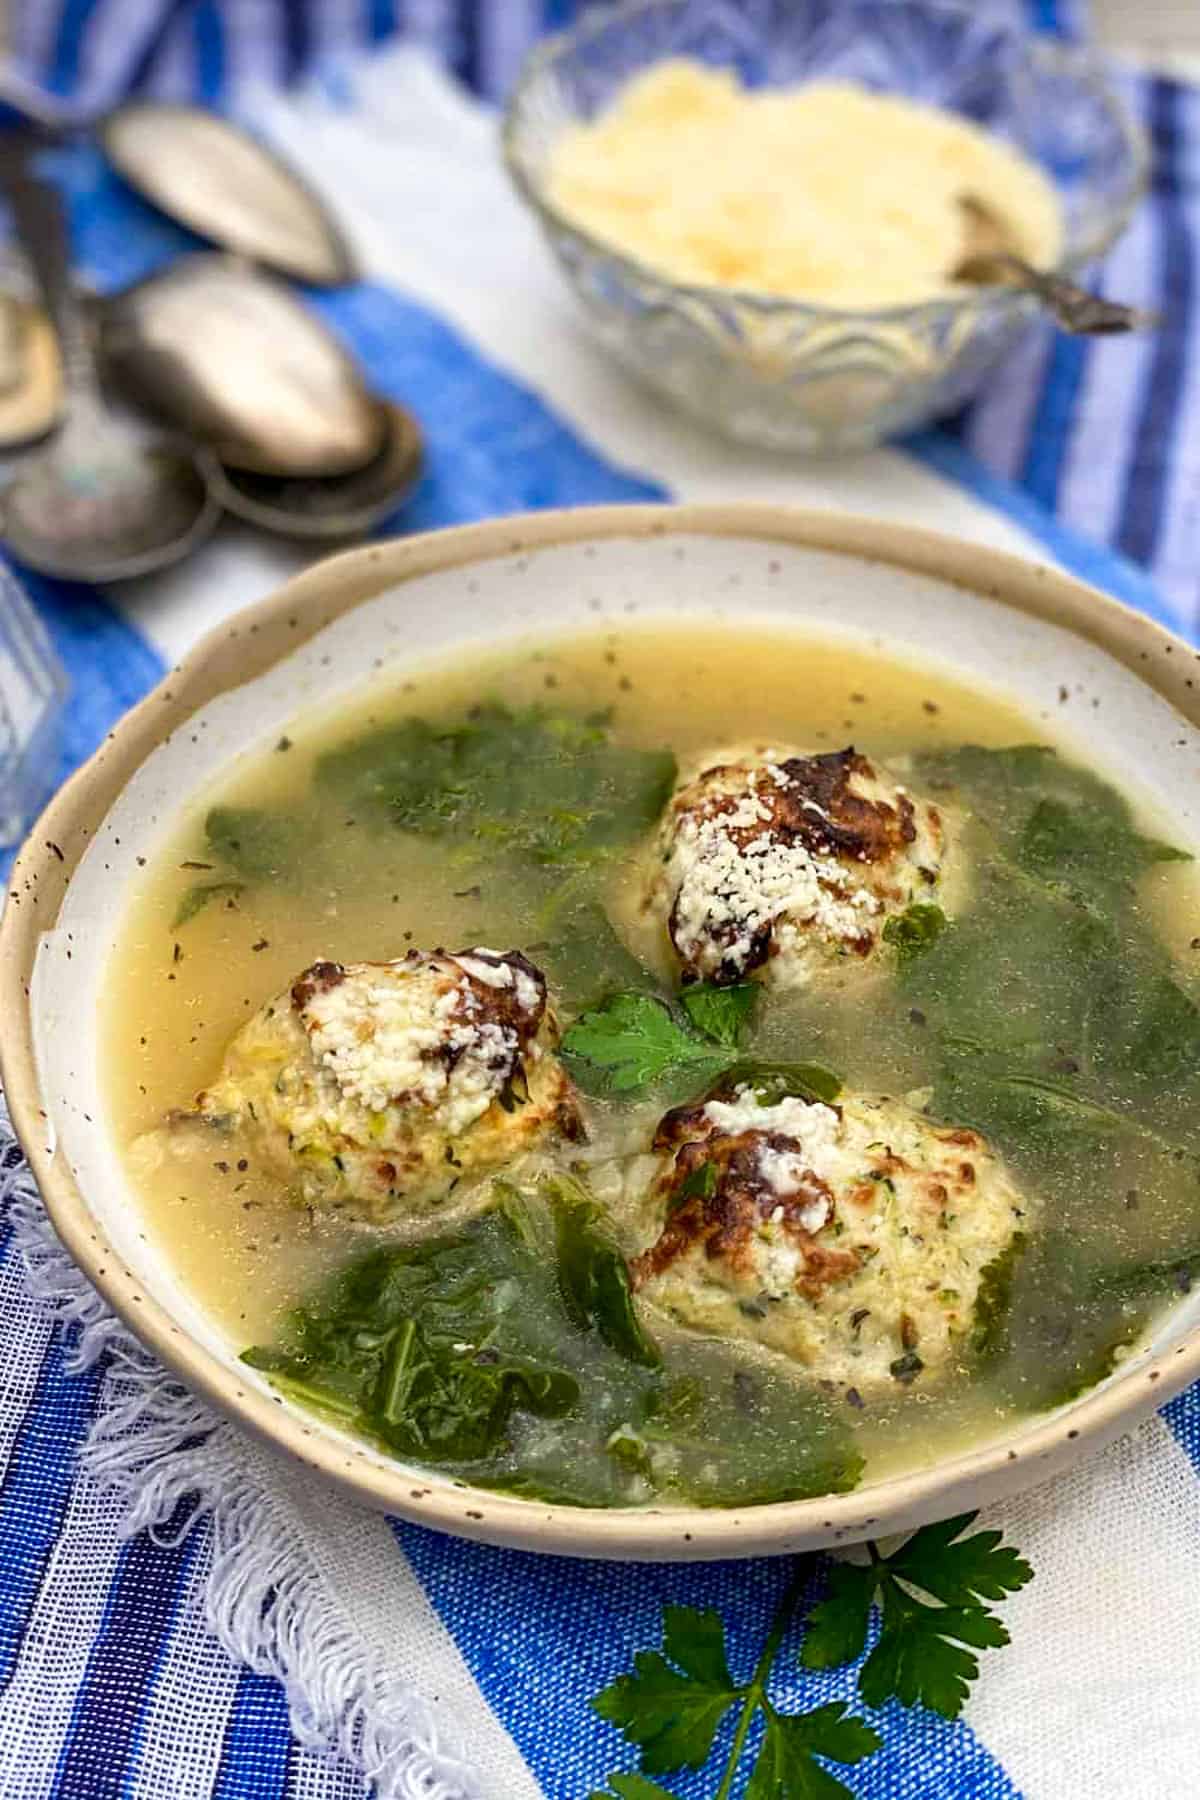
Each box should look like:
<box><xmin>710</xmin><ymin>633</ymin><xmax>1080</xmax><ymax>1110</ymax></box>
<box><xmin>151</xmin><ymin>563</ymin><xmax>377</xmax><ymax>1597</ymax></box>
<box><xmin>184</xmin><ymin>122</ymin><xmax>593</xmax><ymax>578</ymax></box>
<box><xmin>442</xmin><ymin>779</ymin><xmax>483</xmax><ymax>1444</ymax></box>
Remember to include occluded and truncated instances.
<box><xmin>4</xmin><ymin>41</ymin><xmax>1200</xmax><ymax>1800</ymax></box>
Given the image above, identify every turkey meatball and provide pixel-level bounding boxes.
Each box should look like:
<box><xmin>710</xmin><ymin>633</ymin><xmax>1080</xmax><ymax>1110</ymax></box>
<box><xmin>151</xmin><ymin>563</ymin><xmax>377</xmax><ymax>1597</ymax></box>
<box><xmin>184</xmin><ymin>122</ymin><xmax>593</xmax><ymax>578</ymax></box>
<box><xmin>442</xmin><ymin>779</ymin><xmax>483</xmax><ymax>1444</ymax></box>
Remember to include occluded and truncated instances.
<box><xmin>182</xmin><ymin>947</ymin><xmax>582</xmax><ymax>1223</ymax></box>
<box><xmin>633</xmin><ymin>743</ymin><xmax>955</xmax><ymax>988</ymax></box>
<box><xmin>631</xmin><ymin>1078</ymin><xmax>1030</xmax><ymax>1392</ymax></box>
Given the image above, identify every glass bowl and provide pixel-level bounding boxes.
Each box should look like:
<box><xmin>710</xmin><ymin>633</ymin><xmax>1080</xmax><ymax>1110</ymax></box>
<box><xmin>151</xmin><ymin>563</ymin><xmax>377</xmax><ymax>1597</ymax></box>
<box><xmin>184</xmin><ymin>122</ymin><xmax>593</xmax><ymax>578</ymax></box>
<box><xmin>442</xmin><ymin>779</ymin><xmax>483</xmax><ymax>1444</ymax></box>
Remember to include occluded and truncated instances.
<box><xmin>502</xmin><ymin>0</ymin><xmax>1148</xmax><ymax>453</ymax></box>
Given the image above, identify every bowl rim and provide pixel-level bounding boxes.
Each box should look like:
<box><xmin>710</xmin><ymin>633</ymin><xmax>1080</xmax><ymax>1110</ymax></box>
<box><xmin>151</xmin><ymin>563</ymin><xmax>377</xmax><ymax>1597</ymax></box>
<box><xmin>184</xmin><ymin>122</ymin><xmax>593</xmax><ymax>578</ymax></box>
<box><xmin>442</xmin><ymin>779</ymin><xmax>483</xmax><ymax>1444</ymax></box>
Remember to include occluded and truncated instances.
<box><xmin>3</xmin><ymin>502</ymin><xmax>1199</xmax><ymax>1562</ymax></box>
<box><xmin>501</xmin><ymin>0</ymin><xmax>1150</xmax><ymax>325</ymax></box>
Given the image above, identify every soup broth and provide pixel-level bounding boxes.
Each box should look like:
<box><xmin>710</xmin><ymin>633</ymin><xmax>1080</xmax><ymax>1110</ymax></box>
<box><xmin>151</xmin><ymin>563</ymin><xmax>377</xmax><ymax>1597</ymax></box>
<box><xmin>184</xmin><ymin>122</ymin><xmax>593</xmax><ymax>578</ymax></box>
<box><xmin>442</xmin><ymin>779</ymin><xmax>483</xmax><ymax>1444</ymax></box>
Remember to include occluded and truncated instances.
<box><xmin>106</xmin><ymin>623</ymin><xmax>1200</xmax><ymax>1506</ymax></box>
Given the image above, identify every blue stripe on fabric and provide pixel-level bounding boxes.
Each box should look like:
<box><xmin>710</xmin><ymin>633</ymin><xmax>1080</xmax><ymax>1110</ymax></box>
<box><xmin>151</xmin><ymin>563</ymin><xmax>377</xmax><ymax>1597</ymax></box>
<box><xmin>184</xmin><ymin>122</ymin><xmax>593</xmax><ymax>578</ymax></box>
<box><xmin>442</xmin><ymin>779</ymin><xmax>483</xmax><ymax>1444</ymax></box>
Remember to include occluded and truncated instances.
<box><xmin>0</xmin><ymin>1332</ymin><xmax>107</xmax><ymax>1693</ymax></box>
<box><xmin>118</xmin><ymin>1527</ymin><xmax>217</xmax><ymax>1800</ymax></box>
<box><xmin>452</xmin><ymin>0</ymin><xmax>482</xmax><ymax>95</ymax></box>
<box><xmin>1115</xmin><ymin>79</ymin><xmax>1195</xmax><ymax>571</ymax></box>
<box><xmin>541</xmin><ymin>0</ymin><xmax>576</xmax><ymax>32</ymax></box>
<box><xmin>49</xmin><ymin>1504</ymin><xmax>201</xmax><ymax>1800</ymax></box>
<box><xmin>907</xmin><ymin>429</ymin><xmax>1182</xmax><ymax>634</ymax></box>
<box><xmin>48</xmin><ymin>0</ymin><xmax>101</xmax><ymax>94</ymax></box>
<box><xmin>1162</xmin><ymin>1382</ymin><xmax>1200</xmax><ymax>1475</ymax></box>
<box><xmin>282</xmin><ymin>0</ymin><xmax>312</xmax><ymax>84</ymax></box>
<box><xmin>194</xmin><ymin>0</ymin><xmax>226</xmax><ymax>106</ymax></box>
<box><xmin>123</xmin><ymin>0</ymin><xmax>194</xmax><ymax>97</ymax></box>
<box><xmin>0</xmin><ymin>1137</ymin><xmax>28</xmax><ymax>1258</ymax></box>
<box><xmin>56</xmin><ymin>149</ymin><xmax>197</xmax><ymax>292</ymax></box>
<box><xmin>211</xmin><ymin>1667</ymin><xmax>294</xmax><ymax>1800</ymax></box>
<box><xmin>396</xmin><ymin>1525</ymin><xmax>1020</xmax><ymax>1800</ymax></box>
<box><xmin>0</xmin><ymin>1206</ymin><xmax>14</xmax><ymax>1267</ymax></box>
<box><xmin>366</xmin><ymin>0</ymin><xmax>397</xmax><ymax>46</ymax></box>
<box><xmin>1017</xmin><ymin>332</ymin><xmax>1089</xmax><ymax>519</ymax></box>
<box><xmin>1030</xmin><ymin>0</ymin><xmax>1063</xmax><ymax>33</ymax></box>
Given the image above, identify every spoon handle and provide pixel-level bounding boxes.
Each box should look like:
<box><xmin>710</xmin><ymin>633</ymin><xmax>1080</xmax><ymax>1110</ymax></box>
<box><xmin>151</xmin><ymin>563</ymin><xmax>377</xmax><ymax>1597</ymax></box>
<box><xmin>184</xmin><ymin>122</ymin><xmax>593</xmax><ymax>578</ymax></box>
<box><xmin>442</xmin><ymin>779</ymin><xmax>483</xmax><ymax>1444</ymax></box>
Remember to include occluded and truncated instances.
<box><xmin>1015</xmin><ymin>263</ymin><xmax>1159</xmax><ymax>337</ymax></box>
<box><xmin>956</xmin><ymin>252</ymin><xmax>1157</xmax><ymax>337</ymax></box>
<box><xmin>0</xmin><ymin>138</ymin><xmax>98</xmax><ymax>395</ymax></box>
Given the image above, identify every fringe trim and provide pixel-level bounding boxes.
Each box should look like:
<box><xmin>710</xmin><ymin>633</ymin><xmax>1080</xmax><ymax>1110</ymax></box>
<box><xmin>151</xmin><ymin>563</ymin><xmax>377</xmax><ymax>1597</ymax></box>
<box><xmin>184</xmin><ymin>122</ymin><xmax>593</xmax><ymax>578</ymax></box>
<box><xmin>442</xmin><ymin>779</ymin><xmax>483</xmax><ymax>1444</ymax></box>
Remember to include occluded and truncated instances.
<box><xmin>2</xmin><ymin>1134</ymin><xmax>486</xmax><ymax>1800</ymax></box>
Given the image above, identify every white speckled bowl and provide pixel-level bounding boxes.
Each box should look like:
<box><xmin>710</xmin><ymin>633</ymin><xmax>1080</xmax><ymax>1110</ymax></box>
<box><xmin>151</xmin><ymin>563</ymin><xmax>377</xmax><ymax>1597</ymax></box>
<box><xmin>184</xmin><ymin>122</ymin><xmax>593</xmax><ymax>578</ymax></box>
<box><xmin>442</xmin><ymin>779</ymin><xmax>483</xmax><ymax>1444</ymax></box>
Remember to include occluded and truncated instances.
<box><xmin>3</xmin><ymin>505</ymin><xmax>1199</xmax><ymax>1561</ymax></box>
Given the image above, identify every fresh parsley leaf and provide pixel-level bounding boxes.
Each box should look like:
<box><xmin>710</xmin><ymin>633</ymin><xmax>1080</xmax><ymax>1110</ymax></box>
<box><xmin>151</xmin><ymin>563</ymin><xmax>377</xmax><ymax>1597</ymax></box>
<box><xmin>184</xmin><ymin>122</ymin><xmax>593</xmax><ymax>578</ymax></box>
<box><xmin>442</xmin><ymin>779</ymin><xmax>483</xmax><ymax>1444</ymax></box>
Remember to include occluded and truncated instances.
<box><xmin>799</xmin><ymin>1562</ymin><xmax>877</xmax><ymax>1671</ymax></box>
<box><xmin>680</xmin><ymin>981</ymin><xmax>758</xmax><ymax>1048</ymax></box>
<box><xmin>747</xmin><ymin>1704</ymin><xmax>881</xmax><ymax>1800</ymax></box>
<box><xmin>562</xmin><ymin>993</ymin><xmax>730</xmax><ymax>1093</ymax></box>
<box><xmin>171</xmin><ymin>878</ymin><xmax>246</xmax><ymax>929</ymax></box>
<box><xmin>801</xmin><ymin>1513</ymin><xmax>1033</xmax><ymax>1719</ymax></box>
<box><xmin>562</xmin><ymin>991</ymin><xmax>845</xmax><ymax>1109</ymax></box>
<box><xmin>595</xmin><ymin>1577</ymin><xmax>879</xmax><ymax>1798</ymax></box>
<box><xmin>590</xmin><ymin>1776</ymin><xmax>682</xmax><ymax>1799</ymax></box>
<box><xmin>661</xmin><ymin>1602</ymin><xmax>738</xmax><ymax>1688</ymax></box>
<box><xmin>889</xmin><ymin>1513</ymin><xmax>1033</xmax><ymax>1606</ymax></box>
<box><xmin>882</xmin><ymin>902</ymin><xmax>947</xmax><ymax>961</ymax></box>
<box><xmin>858</xmin><ymin>1592</ymin><xmax>1006</xmax><ymax>1717</ymax></box>
<box><xmin>551</xmin><ymin>1181</ymin><xmax>661</xmax><ymax>1368</ymax></box>
<box><xmin>592</xmin><ymin>1605</ymin><xmax>738</xmax><ymax>1773</ymax></box>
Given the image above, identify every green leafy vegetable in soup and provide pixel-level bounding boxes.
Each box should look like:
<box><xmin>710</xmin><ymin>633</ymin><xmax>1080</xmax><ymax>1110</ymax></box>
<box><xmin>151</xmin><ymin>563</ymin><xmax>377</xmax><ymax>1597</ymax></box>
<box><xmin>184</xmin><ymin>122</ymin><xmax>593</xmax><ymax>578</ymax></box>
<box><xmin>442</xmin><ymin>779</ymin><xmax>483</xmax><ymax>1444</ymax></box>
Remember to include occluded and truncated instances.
<box><xmin>314</xmin><ymin>700</ymin><xmax>677</xmax><ymax>868</ymax></box>
<box><xmin>244</xmin><ymin>1182</ymin><xmax>860</xmax><ymax>1507</ymax></box>
<box><xmin>120</xmin><ymin>641</ymin><xmax>1200</xmax><ymax>1511</ymax></box>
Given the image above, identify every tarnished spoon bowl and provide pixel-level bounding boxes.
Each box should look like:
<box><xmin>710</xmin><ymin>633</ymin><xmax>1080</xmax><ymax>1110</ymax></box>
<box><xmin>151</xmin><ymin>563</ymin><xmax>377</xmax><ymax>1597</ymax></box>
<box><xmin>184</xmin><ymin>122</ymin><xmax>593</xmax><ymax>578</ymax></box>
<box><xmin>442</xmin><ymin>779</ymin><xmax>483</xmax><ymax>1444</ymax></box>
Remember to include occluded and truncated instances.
<box><xmin>1</xmin><ymin>403</ymin><xmax>220</xmax><ymax>582</ymax></box>
<box><xmin>210</xmin><ymin>400</ymin><xmax>423</xmax><ymax>541</ymax></box>
<box><xmin>99</xmin><ymin>255</ymin><xmax>385</xmax><ymax>478</ymax></box>
<box><xmin>101</xmin><ymin>103</ymin><xmax>355</xmax><ymax>288</ymax></box>
<box><xmin>0</xmin><ymin>297</ymin><xmax>63</xmax><ymax>447</ymax></box>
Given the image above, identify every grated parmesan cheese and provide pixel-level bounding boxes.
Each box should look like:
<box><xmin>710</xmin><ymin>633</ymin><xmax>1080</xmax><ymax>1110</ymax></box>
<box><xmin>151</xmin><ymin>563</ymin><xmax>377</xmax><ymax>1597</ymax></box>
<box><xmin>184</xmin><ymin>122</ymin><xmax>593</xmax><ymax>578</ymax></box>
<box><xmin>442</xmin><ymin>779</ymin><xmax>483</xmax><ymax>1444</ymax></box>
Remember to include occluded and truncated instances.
<box><xmin>704</xmin><ymin>1092</ymin><xmax>844</xmax><ymax>1211</ymax></box>
<box><xmin>547</xmin><ymin>63</ymin><xmax>1062</xmax><ymax>308</ymax></box>
<box><xmin>301</xmin><ymin>951</ymin><xmax>533</xmax><ymax>1131</ymax></box>
<box><xmin>668</xmin><ymin>801</ymin><xmax>877</xmax><ymax>977</ymax></box>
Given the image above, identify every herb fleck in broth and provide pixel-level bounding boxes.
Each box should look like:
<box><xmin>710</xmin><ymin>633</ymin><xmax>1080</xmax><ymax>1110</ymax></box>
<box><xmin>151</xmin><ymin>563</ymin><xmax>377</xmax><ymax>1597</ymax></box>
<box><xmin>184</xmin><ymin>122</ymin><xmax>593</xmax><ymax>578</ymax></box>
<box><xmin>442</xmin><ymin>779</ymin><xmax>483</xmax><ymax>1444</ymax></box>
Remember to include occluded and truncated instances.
<box><xmin>106</xmin><ymin>623</ymin><xmax>1200</xmax><ymax>1505</ymax></box>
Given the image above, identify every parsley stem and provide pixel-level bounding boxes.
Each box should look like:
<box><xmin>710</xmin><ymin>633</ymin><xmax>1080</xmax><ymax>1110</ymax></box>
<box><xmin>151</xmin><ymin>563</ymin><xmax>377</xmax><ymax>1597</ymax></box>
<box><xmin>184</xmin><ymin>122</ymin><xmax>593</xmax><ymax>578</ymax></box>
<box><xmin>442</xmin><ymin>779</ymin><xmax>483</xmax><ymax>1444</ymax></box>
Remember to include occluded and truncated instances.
<box><xmin>712</xmin><ymin>1560</ymin><xmax>812</xmax><ymax>1800</ymax></box>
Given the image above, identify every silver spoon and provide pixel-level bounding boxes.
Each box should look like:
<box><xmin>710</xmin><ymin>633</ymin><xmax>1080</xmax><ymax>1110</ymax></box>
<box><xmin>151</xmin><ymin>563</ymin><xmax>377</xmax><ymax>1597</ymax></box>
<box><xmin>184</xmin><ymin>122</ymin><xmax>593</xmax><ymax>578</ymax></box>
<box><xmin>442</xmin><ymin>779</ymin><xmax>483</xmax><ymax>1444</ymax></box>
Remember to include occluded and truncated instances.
<box><xmin>953</xmin><ymin>195</ymin><xmax>1156</xmax><ymax>336</ymax></box>
<box><xmin>98</xmin><ymin>254</ymin><xmax>385</xmax><ymax>477</ymax></box>
<box><xmin>209</xmin><ymin>400</ymin><xmax>423</xmax><ymax>540</ymax></box>
<box><xmin>0</xmin><ymin>142</ymin><xmax>220</xmax><ymax>582</ymax></box>
<box><xmin>0</xmin><ymin>68</ymin><xmax>354</xmax><ymax>288</ymax></box>
<box><xmin>0</xmin><ymin>296</ymin><xmax>63</xmax><ymax>448</ymax></box>
<box><xmin>102</xmin><ymin>102</ymin><xmax>356</xmax><ymax>288</ymax></box>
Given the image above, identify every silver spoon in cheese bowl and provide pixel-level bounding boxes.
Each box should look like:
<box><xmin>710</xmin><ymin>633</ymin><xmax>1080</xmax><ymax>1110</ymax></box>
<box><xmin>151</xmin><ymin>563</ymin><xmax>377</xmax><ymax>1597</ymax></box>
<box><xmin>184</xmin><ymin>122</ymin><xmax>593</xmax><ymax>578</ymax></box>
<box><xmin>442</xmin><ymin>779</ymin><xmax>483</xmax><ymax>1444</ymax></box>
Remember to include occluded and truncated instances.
<box><xmin>953</xmin><ymin>194</ymin><xmax>1155</xmax><ymax>336</ymax></box>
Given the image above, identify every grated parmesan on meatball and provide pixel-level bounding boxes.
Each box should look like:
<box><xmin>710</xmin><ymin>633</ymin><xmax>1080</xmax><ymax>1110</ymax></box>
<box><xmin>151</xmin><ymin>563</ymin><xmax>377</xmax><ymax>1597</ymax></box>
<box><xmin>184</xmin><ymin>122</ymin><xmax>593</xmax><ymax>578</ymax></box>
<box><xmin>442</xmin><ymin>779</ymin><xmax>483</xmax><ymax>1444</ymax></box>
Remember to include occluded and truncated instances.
<box><xmin>633</xmin><ymin>744</ymin><xmax>955</xmax><ymax>988</ymax></box>
<box><xmin>184</xmin><ymin>948</ymin><xmax>583</xmax><ymax>1223</ymax></box>
<box><xmin>631</xmin><ymin>1079</ymin><xmax>1030</xmax><ymax>1392</ymax></box>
